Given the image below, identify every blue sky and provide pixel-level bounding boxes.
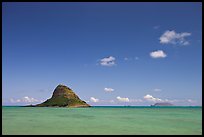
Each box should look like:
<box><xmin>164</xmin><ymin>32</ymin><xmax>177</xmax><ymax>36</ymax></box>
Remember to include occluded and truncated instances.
<box><xmin>2</xmin><ymin>2</ymin><xmax>202</xmax><ymax>106</ymax></box>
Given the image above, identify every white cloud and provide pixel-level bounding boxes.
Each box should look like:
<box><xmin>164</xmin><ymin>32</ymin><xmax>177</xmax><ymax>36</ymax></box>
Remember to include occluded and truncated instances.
<box><xmin>143</xmin><ymin>94</ymin><xmax>163</xmax><ymax>102</ymax></box>
<box><xmin>116</xmin><ymin>96</ymin><xmax>130</xmax><ymax>102</ymax></box>
<box><xmin>24</xmin><ymin>96</ymin><xmax>39</xmax><ymax>102</ymax></box>
<box><xmin>100</xmin><ymin>56</ymin><xmax>116</xmax><ymax>66</ymax></box>
<box><xmin>10</xmin><ymin>96</ymin><xmax>40</xmax><ymax>104</ymax></box>
<box><xmin>104</xmin><ymin>87</ymin><xmax>114</xmax><ymax>92</ymax></box>
<box><xmin>90</xmin><ymin>97</ymin><xmax>99</xmax><ymax>102</ymax></box>
<box><xmin>159</xmin><ymin>30</ymin><xmax>191</xmax><ymax>45</ymax></box>
<box><xmin>150</xmin><ymin>50</ymin><xmax>167</xmax><ymax>58</ymax></box>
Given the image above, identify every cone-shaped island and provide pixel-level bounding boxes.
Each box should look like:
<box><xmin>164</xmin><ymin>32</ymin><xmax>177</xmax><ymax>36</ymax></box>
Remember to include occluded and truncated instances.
<box><xmin>35</xmin><ymin>84</ymin><xmax>90</xmax><ymax>108</ymax></box>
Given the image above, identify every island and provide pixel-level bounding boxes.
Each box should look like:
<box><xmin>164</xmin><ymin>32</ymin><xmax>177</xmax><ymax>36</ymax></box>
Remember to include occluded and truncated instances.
<box><xmin>33</xmin><ymin>84</ymin><xmax>91</xmax><ymax>108</ymax></box>
<box><xmin>151</xmin><ymin>102</ymin><xmax>173</xmax><ymax>106</ymax></box>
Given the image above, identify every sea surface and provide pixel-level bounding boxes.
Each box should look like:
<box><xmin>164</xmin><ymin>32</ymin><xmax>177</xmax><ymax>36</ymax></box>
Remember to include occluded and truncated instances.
<box><xmin>2</xmin><ymin>106</ymin><xmax>202</xmax><ymax>135</ymax></box>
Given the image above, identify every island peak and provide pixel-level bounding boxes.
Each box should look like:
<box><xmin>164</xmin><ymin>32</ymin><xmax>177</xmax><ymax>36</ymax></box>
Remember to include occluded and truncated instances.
<box><xmin>35</xmin><ymin>84</ymin><xmax>90</xmax><ymax>108</ymax></box>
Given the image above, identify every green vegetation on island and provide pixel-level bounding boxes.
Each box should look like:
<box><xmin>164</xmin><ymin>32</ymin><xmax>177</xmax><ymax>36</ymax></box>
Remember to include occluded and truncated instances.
<box><xmin>35</xmin><ymin>84</ymin><xmax>90</xmax><ymax>108</ymax></box>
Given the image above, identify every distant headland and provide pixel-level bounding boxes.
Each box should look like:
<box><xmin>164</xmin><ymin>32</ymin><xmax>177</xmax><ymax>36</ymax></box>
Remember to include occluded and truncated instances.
<box><xmin>151</xmin><ymin>102</ymin><xmax>173</xmax><ymax>106</ymax></box>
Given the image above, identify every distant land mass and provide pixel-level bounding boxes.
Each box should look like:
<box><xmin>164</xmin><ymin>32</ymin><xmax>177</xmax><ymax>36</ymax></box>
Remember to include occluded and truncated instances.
<box><xmin>29</xmin><ymin>84</ymin><xmax>90</xmax><ymax>108</ymax></box>
<box><xmin>151</xmin><ymin>102</ymin><xmax>173</xmax><ymax>106</ymax></box>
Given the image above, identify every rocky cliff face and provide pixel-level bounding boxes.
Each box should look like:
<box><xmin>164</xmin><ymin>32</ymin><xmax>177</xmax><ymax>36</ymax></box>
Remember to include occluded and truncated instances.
<box><xmin>36</xmin><ymin>84</ymin><xmax>90</xmax><ymax>108</ymax></box>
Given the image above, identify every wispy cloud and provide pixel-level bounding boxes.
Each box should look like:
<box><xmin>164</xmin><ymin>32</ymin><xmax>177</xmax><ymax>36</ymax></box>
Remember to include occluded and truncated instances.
<box><xmin>104</xmin><ymin>87</ymin><xmax>114</xmax><ymax>92</ymax></box>
<box><xmin>90</xmin><ymin>97</ymin><xmax>99</xmax><ymax>102</ymax></box>
<box><xmin>159</xmin><ymin>30</ymin><xmax>191</xmax><ymax>45</ymax></box>
<box><xmin>124</xmin><ymin>57</ymin><xmax>139</xmax><ymax>61</ymax></box>
<box><xmin>154</xmin><ymin>88</ymin><xmax>162</xmax><ymax>92</ymax></box>
<box><xmin>150</xmin><ymin>50</ymin><xmax>167</xmax><ymax>58</ymax></box>
<box><xmin>116</xmin><ymin>96</ymin><xmax>130</xmax><ymax>102</ymax></box>
<box><xmin>10</xmin><ymin>96</ymin><xmax>41</xmax><ymax>104</ymax></box>
<box><xmin>100</xmin><ymin>56</ymin><xmax>116</xmax><ymax>66</ymax></box>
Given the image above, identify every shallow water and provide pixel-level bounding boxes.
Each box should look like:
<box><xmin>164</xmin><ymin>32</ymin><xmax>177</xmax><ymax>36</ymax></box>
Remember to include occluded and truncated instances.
<box><xmin>2</xmin><ymin>106</ymin><xmax>202</xmax><ymax>135</ymax></box>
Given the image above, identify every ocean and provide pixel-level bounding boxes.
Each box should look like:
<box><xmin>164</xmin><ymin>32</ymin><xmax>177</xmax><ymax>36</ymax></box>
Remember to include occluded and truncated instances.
<box><xmin>2</xmin><ymin>106</ymin><xmax>202</xmax><ymax>135</ymax></box>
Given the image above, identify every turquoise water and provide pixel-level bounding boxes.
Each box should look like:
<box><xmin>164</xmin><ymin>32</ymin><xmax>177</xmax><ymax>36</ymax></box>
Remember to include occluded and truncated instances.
<box><xmin>2</xmin><ymin>106</ymin><xmax>202</xmax><ymax>135</ymax></box>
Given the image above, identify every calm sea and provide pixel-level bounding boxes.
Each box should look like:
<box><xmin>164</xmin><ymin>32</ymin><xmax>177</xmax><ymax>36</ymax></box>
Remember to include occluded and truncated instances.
<box><xmin>2</xmin><ymin>106</ymin><xmax>202</xmax><ymax>135</ymax></box>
